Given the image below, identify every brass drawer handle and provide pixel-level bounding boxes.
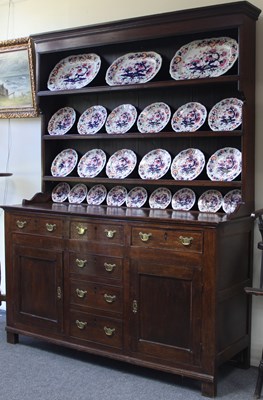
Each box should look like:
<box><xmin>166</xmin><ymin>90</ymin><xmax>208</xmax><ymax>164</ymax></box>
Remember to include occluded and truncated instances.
<box><xmin>46</xmin><ymin>223</ymin><xmax>56</xmax><ymax>232</ymax></box>
<box><xmin>76</xmin><ymin>225</ymin><xmax>88</xmax><ymax>235</ymax></box>
<box><xmin>104</xmin><ymin>262</ymin><xmax>116</xmax><ymax>272</ymax></box>
<box><xmin>57</xmin><ymin>286</ymin><xmax>62</xmax><ymax>300</ymax></box>
<box><xmin>16</xmin><ymin>220</ymin><xmax>27</xmax><ymax>229</ymax></box>
<box><xmin>179</xmin><ymin>236</ymin><xmax>193</xmax><ymax>246</ymax></box>
<box><xmin>104</xmin><ymin>326</ymin><xmax>115</xmax><ymax>336</ymax></box>
<box><xmin>104</xmin><ymin>293</ymin><xmax>116</xmax><ymax>303</ymax></box>
<box><xmin>139</xmin><ymin>232</ymin><xmax>152</xmax><ymax>242</ymax></box>
<box><xmin>76</xmin><ymin>320</ymin><xmax>87</xmax><ymax>330</ymax></box>
<box><xmin>76</xmin><ymin>259</ymin><xmax>87</xmax><ymax>268</ymax></box>
<box><xmin>104</xmin><ymin>229</ymin><xmax>116</xmax><ymax>238</ymax></box>
<box><xmin>76</xmin><ymin>288</ymin><xmax>87</xmax><ymax>298</ymax></box>
<box><xmin>132</xmin><ymin>299</ymin><xmax>138</xmax><ymax>313</ymax></box>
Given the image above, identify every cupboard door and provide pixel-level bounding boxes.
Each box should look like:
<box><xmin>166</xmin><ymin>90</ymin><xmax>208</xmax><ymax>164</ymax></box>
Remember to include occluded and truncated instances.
<box><xmin>12</xmin><ymin>244</ymin><xmax>63</xmax><ymax>333</ymax></box>
<box><xmin>130</xmin><ymin>261</ymin><xmax>202</xmax><ymax>366</ymax></box>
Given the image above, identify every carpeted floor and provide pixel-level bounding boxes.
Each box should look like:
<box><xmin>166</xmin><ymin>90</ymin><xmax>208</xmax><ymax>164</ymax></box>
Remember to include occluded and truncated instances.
<box><xmin>0</xmin><ymin>310</ymin><xmax>259</xmax><ymax>400</ymax></box>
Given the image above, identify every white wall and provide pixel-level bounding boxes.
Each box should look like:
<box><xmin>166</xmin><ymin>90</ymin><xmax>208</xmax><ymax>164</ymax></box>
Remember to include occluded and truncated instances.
<box><xmin>0</xmin><ymin>0</ymin><xmax>263</xmax><ymax>366</ymax></box>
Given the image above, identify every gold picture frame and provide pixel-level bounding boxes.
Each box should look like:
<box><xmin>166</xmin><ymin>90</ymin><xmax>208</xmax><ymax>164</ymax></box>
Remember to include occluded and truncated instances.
<box><xmin>0</xmin><ymin>37</ymin><xmax>38</xmax><ymax>118</ymax></box>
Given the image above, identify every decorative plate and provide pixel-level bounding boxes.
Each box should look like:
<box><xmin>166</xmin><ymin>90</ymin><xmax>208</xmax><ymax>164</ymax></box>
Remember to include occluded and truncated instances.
<box><xmin>171</xmin><ymin>188</ymin><xmax>196</xmax><ymax>211</ymax></box>
<box><xmin>137</xmin><ymin>102</ymin><xmax>171</xmax><ymax>133</ymax></box>
<box><xmin>51</xmin><ymin>148</ymin><xmax>78</xmax><ymax>177</ymax></box>
<box><xmin>169</xmin><ymin>37</ymin><xmax>238</xmax><ymax>80</ymax></box>
<box><xmin>77</xmin><ymin>149</ymin><xmax>107</xmax><ymax>178</ymax></box>
<box><xmin>77</xmin><ymin>105</ymin><xmax>107</xmax><ymax>135</ymax></box>
<box><xmin>106</xmin><ymin>149</ymin><xmax>137</xmax><ymax>179</ymax></box>
<box><xmin>171</xmin><ymin>102</ymin><xmax>207</xmax><ymax>132</ymax></box>
<box><xmin>198</xmin><ymin>189</ymin><xmax>223</xmax><ymax>213</ymax></box>
<box><xmin>138</xmin><ymin>149</ymin><xmax>171</xmax><ymax>180</ymax></box>
<box><xmin>47</xmin><ymin>53</ymin><xmax>101</xmax><ymax>91</ymax></box>
<box><xmin>51</xmin><ymin>182</ymin><xmax>71</xmax><ymax>203</ymax></box>
<box><xmin>149</xmin><ymin>187</ymin><xmax>172</xmax><ymax>209</ymax></box>
<box><xmin>106</xmin><ymin>186</ymin><xmax>127</xmax><ymax>207</ymax></box>
<box><xmin>206</xmin><ymin>147</ymin><xmax>242</xmax><ymax>181</ymax></box>
<box><xmin>171</xmin><ymin>148</ymin><xmax>205</xmax><ymax>180</ymax></box>
<box><xmin>86</xmin><ymin>184</ymin><xmax>107</xmax><ymax>205</ymax></box>
<box><xmin>68</xmin><ymin>183</ymin><xmax>88</xmax><ymax>204</ymax></box>
<box><xmin>222</xmin><ymin>189</ymin><xmax>242</xmax><ymax>214</ymax></box>
<box><xmin>106</xmin><ymin>51</ymin><xmax>162</xmax><ymax>86</ymax></box>
<box><xmin>105</xmin><ymin>104</ymin><xmax>137</xmax><ymax>134</ymax></box>
<box><xmin>126</xmin><ymin>187</ymin><xmax>148</xmax><ymax>208</ymax></box>
<box><xmin>208</xmin><ymin>98</ymin><xmax>243</xmax><ymax>131</ymax></box>
<box><xmin>48</xmin><ymin>107</ymin><xmax>76</xmax><ymax>135</ymax></box>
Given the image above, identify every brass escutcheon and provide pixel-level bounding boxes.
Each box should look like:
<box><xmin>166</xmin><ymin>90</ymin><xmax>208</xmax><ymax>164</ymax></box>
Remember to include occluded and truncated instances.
<box><xmin>139</xmin><ymin>232</ymin><xmax>152</xmax><ymax>242</ymax></box>
<box><xmin>46</xmin><ymin>223</ymin><xmax>56</xmax><ymax>232</ymax></box>
<box><xmin>16</xmin><ymin>220</ymin><xmax>27</xmax><ymax>229</ymax></box>
<box><xmin>104</xmin><ymin>293</ymin><xmax>116</xmax><ymax>303</ymax></box>
<box><xmin>179</xmin><ymin>236</ymin><xmax>193</xmax><ymax>246</ymax></box>
<box><xmin>76</xmin><ymin>259</ymin><xmax>87</xmax><ymax>268</ymax></box>
<box><xmin>104</xmin><ymin>229</ymin><xmax>116</xmax><ymax>238</ymax></box>
<box><xmin>104</xmin><ymin>262</ymin><xmax>116</xmax><ymax>272</ymax></box>
<box><xmin>76</xmin><ymin>288</ymin><xmax>87</xmax><ymax>298</ymax></box>
<box><xmin>104</xmin><ymin>326</ymin><xmax>115</xmax><ymax>336</ymax></box>
<box><xmin>76</xmin><ymin>225</ymin><xmax>88</xmax><ymax>235</ymax></box>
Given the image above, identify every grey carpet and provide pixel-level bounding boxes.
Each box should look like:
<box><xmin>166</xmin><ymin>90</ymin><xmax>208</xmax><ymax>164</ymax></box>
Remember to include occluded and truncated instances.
<box><xmin>0</xmin><ymin>310</ymin><xmax>258</xmax><ymax>400</ymax></box>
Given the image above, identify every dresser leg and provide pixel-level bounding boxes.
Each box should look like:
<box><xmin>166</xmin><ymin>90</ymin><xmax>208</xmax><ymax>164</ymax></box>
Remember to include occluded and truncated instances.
<box><xmin>254</xmin><ymin>353</ymin><xmax>263</xmax><ymax>399</ymax></box>
<box><xmin>201</xmin><ymin>381</ymin><xmax>216</xmax><ymax>398</ymax></box>
<box><xmin>6</xmin><ymin>331</ymin><xmax>19</xmax><ymax>344</ymax></box>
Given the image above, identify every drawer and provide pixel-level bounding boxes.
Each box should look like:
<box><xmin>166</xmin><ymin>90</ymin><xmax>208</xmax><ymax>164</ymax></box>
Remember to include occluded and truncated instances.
<box><xmin>131</xmin><ymin>227</ymin><xmax>203</xmax><ymax>253</ymax></box>
<box><xmin>69</xmin><ymin>253</ymin><xmax>123</xmax><ymax>281</ymax></box>
<box><xmin>69</xmin><ymin>310</ymin><xmax>123</xmax><ymax>349</ymax></box>
<box><xmin>10</xmin><ymin>214</ymin><xmax>63</xmax><ymax>237</ymax></box>
<box><xmin>70</xmin><ymin>280</ymin><xmax>123</xmax><ymax>314</ymax></box>
<box><xmin>70</xmin><ymin>220</ymin><xmax>124</xmax><ymax>244</ymax></box>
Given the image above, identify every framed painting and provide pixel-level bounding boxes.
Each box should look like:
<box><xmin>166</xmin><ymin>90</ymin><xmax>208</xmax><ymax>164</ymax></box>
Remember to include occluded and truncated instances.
<box><xmin>0</xmin><ymin>37</ymin><xmax>38</xmax><ymax>118</ymax></box>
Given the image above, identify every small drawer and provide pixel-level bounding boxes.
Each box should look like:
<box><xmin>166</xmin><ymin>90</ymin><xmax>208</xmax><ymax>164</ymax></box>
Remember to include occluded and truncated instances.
<box><xmin>70</xmin><ymin>280</ymin><xmax>123</xmax><ymax>314</ymax></box>
<box><xmin>70</xmin><ymin>310</ymin><xmax>123</xmax><ymax>349</ymax></box>
<box><xmin>97</xmin><ymin>224</ymin><xmax>124</xmax><ymax>245</ymax></box>
<box><xmin>10</xmin><ymin>214</ymin><xmax>36</xmax><ymax>233</ymax></box>
<box><xmin>69</xmin><ymin>253</ymin><xmax>123</xmax><ymax>281</ymax></box>
<box><xmin>36</xmin><ymin>217</ymin><xmax>63</xmax><ymax>237</ymax></box>
<box><xmin>131</xmin><ymin>227</ymin><xmax>203</xmax><ymax>253</ymax></box>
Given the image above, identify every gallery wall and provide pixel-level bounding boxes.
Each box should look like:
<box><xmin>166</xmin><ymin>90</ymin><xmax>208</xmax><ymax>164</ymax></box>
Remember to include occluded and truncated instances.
<box><xmin>0</xmin><ymin>0</ymin><xmax>263</xmax><ymax>366</ymax></box>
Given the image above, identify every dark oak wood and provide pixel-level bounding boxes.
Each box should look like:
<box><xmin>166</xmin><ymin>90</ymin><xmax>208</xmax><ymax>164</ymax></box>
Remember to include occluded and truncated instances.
<box><xmin>2</xmin><ymin>2</ymin><xmax>261</xmax><ymax>398</ymax></box>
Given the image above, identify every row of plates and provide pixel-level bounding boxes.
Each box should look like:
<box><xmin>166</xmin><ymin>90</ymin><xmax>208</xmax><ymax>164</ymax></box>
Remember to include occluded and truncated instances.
<box><xmin>48</xmin><ymin>98</ymin><xmax>243</xmax><ymax>136</ymax></box>
<box><xmin>47</xmin><ymin>37</ymin><xmax>238</xmax><ymax>90</ymax></box>
<box><xmin>50</xmin><ymin>147</ymin><xmax>242</xmax><ymax>182</ymax></box>
<box><xmin>52</xmin><ymin>183</ymin><xmax>241</xmax><ymax>214</ymax></box>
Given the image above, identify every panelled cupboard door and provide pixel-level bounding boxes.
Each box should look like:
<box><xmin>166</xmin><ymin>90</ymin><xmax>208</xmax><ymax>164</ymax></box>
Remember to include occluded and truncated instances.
<box><xmin>130</xmin><ymin>260</ymin><xmax>202</xmax><ymax>366</ymax></box>
<box><xmin>12</xmin><ymin>244</ymin><xmax>63</xmax><ymax>333</ymax></box>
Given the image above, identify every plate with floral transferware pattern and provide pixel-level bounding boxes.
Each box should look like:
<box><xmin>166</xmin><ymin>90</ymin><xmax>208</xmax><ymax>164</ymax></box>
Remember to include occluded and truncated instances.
<box><xmin>126</xmin><ymin>187</ymin><xmax>148</xmax><ymax>208</ymax></box>
<box><xmin>106</xmin><ymin>51</ymin><xmax>162</xmax><ymax>86</ymax></box>
<box><xmin>51</xmin><ymin>182</ymin><xmax>71</xmax><ymax>203</ymax></box>
<box><xmin>47</xmin><ymin>53</ymin><xmax>101</xmax><ymax>91</ymax></box>
<box><xmin>68</xmin><ymin>183</ymin><xmax>88</xmax><ymax>204</ymax></box>
<box><xmin>77</xmin><ymin>105</ymin><xmax>107</xmax><ymax>135</ymax></box>
<box><xmin>222</xmin><ymin>189</ymin><xmax>242</xmax><ymax>214</ymax></box>
<box><xmin>198</xmin><ymin>189</ymin><xmax>223</xmax><ymax>213</ymax></box>
<box><xmin>77</xmin><ymin>149</ymin><xmax>107</xmax><ymax>178</ymax></box>
<box><xmin>171</xmin><ymin>102</ymin><xmax>207</xmax><ymax>132</ymax></box>
<box><xmin>105</xmin><ymin>104</ymin><xmax>137</xmax><ymax>134</ymax></box>
<box><xmin>172</xmin><ymin>188</ymin><xmax>196</xmax><ymax>211</ymax></box>
<box><xmin>106</xmin><ymin>149</ymin><xmax>137</xmax><ymax>179</ymax></box>
<box><xmin>169</xmin><ymin>37</ymin><xmax>238</xmax><ymax>80</ymax></box>
<box><xmin>48</xmin><ymin>107</ymin><xmax>76</xmax><ymax>135</ymax></box>
<box><xmin>171</xmin><ymin>148</ymin><xmax>205</xmax><ymax>180</ymax></box>
<box><xmin>51</xmin><ymin>148</ymin><xmax>78</xmax><ymax>177</ymax></box>
<box><xmin>138</xmin><ymin>149</ymin><xmax>171</xmax><ymax>180</ymax></box>
<box><xmin>208</xmin><ymin>98</ymin><xmax>243</xmax><ymax>131</ymax></box>
<box><xmin>137</xmin><ymin>102</ymin><xmax>171</xmax><ymax>133</ymax></box>
<box><xmin>86</xmin><ymin>184</ymin><xmax>107</xmax><ymax>205</ymax></box>
<box><xmin>106</xmin><ymin>186</ymin><xmax>127</xmax><ymax>207</ymax></box>
<box><xmin>149</xmin><ymin>187</ymin><xmax>172</xmax><ymax>209</ymax></box>
<box><xmin>206</xmin><ymin>147</ymin><xmax>242</xmax><ymax>181</ymax></box>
